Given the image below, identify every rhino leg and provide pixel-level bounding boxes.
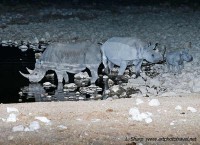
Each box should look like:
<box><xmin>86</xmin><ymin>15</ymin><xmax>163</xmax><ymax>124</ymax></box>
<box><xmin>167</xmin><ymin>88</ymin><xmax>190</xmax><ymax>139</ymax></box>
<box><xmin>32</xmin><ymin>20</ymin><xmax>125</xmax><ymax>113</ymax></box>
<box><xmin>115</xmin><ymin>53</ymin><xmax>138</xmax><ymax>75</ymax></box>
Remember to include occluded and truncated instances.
<box><xmin>118</xmin><ymin>61</ymin><xmax>128</xmax><ymax>75</ymax></box>
<box><xmin>108</xmin><ymin>61</ymin><xmax>114</xmax><ymax>73</ymax></box>
<box><xmin>102</xmin><ymin>54</ymin><xmax>109</xmax><ymax>74</ymax></box>
<box><xmin>135</xmin><ymin>60</ymin><xmax>143</xmax><ymax>77</ymax></box>
<box><xmin>55</xmin><ymin>70</ymin><xmax>63</xmax><ymax>83</ymax></box>
<box><xmin>87</xmin><ymin>65</ymin><xmax>99</xmax><ymax>84</ymax></box>
<box><xmin>63</xmin><ymin>72</ymin><xmax>69</xmax><ymax>83</ymax></box>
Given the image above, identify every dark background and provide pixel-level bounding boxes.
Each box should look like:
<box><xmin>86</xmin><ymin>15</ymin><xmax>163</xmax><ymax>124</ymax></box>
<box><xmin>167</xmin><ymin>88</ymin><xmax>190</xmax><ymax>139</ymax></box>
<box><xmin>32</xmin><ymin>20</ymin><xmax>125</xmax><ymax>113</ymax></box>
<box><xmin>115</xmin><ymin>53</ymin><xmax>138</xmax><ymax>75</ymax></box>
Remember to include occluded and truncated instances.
<box><xmin>0</xmin><ymin>0</ymin><xmax>200</xmax><ymax>7</ymax></box>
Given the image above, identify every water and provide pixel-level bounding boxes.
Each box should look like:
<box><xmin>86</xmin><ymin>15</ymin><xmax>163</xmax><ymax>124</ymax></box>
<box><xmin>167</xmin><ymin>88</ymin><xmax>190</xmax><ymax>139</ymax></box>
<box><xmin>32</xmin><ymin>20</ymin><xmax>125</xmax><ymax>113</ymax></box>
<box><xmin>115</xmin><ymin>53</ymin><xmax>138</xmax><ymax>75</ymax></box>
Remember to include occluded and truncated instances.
<box><xmin>0</xmin><ymin>45</ymin><xmax>36</xmax><ymax>103</ymax></box>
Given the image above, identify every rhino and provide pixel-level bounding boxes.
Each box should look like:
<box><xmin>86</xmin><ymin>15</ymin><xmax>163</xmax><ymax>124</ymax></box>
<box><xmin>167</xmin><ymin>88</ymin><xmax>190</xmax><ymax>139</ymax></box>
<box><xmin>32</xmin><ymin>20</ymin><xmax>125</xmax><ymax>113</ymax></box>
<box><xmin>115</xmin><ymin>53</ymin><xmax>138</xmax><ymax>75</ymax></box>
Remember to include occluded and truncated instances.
<box><xmin>100</xmin><ymin>37</ymin><xmax>164</xmax><ymax>77</ymax></box>
<box><xmin>19</xmin><ymin>42</ymin><xmax>101</xmax><ymax>84</ymax></box>
<box><xmin>166</xmin><ymin>49</ymin><xmax>193</xmax><ymax>73</ymax></box>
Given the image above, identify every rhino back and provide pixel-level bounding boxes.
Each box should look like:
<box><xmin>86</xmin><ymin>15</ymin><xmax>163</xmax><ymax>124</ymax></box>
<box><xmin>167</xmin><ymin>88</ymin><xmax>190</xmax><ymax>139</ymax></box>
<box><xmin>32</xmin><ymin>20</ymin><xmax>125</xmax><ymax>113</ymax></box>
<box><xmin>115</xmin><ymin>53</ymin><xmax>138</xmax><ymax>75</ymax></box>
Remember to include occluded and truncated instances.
<box><xmin>102</xmin><ymin>37</ymin><xmax>144</xmax><ymax>61</ymax></box>
<box><xmin>40</xmin><ymin>42</ymin><xmax>101</xmax><ymax>64</ymax></box>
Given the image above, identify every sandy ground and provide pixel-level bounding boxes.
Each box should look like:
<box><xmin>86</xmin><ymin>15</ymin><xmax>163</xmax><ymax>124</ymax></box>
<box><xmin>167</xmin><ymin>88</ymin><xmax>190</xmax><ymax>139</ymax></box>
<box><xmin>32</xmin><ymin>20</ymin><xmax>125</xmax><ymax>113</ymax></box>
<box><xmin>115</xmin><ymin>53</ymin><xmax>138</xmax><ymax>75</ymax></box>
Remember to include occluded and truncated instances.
<box><xmin>0</xmin><ymin>95</ymin><xmax>200</xmax><ymax>145</ymax></box>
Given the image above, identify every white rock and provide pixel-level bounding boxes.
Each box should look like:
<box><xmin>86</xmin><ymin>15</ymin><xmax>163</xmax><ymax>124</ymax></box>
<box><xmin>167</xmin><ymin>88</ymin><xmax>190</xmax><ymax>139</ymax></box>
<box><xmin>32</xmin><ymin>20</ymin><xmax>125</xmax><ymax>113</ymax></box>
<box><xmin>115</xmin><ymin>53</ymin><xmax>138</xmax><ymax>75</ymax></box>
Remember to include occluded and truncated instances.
<box><xmin>187</xmin><ymin>107</ymin><xmax>197</xmax><ymax>113</ymax></box>
<box><xmin>29</xmin><ymin>121</ymin><xmax>40</xmax><ymax>131</ymax></box>
<box><xmin>57</xmin><ymin>125</ymin><xmax>68</xmax><ymax>129</ymax></box>
<box><xmin>64</xmin><ymin>83</ymin><xmax>77</xmax><ymax>91</ymax></box>
<box><xmin>129</xmin><ymin>107</ymin><xmax>142</xmax><ymax>121</ymax></box>
<box><xmin>19</xmin><ymin>45</ymin><xmax>28</xmax><ymax>51</ymax></box>
<box><xmin>147</xmin><ymin>87</ymin><xmax>157</xmax><ymax>95</ymax></box>
<box><xmin>170</xmin><ymin>122</ymin><xmax>175</xmax><ymax>126</ymax></box>
<box><xmin>148</xmin><ymin>99</ymin><xmax>160</xmax><ymax>106</ymax></box>
<box><xmin>35</xmin><ymin>116</ymin><xmax>51</xmax><ymax>125</ymax></box>
<box><xmin>175</xmin><ymin>105</ymin><xmax>182</xmax><ymax>110</ymax></box>
<box><xmin>12</xmin><ymin>125</ymin><xmax>24</xmax><ymax>132</ymax></box>
<box><xmin>110</xmin><ymin>85</ymin><xmax>120</xmax><ymax>93</ymax></box>
<box><xmin>7</xmin><ymin>113</ymin><xmax>17</xmax><ymax>122</ymax></box>
<box><xmin>147</xmin><ymin>77</ymin><xmax>161</xmax><ymax>87</ymax></box>
<box><xmin>129</xmin><ymin>108</ymin><xmax>152</xmax><ymax>123</ymax></box>
<box><xmin>139</xmin><ymin>86</ymin><xmax>147</xmax><ymax>94</ymax></box>
<box><xmin>74</xmin><ymin>72</ymin><xmax>89</xmax><ymax>79</ymax></box>
<box><xmin>43</xmin><ymin>82</ymin><xmax>52</xmax><ymax>86</ymax></box>
<box><xmin>7</xmin><ymin>107</ymin><xmax>19</xmax><ymax>113</ymax></box>
<box><xmin>91</xmin><ymin>119</ymin><xmax>101</xmax><ymax>122</ymax></box>
<box><xmin>24</xmin><ymin>127</ymin><xmax>31</xmax><ymax>132</ymax></box>
<box><xmin>1</xmin><ymin>118</ymin><xmax>6</xmax><ymax>122</ymax></box>
<box><xmin>145</xmin><ymin>117</ymin><xmax>152</xmax><ymax>124</ymax></box>
<box><xmin>128</xmin><ymin>77</ymin><xmax>146</xmax><ymax>86</ymax></box>
<box><xmin>135</xmin><ymin>98</ymin><xmax>144</xmax><ymax>105</ymax></box>
<box><xmin>161</xmin><ymin>91</ymin><xmax>177</xmax><ymax>97</ymax></box>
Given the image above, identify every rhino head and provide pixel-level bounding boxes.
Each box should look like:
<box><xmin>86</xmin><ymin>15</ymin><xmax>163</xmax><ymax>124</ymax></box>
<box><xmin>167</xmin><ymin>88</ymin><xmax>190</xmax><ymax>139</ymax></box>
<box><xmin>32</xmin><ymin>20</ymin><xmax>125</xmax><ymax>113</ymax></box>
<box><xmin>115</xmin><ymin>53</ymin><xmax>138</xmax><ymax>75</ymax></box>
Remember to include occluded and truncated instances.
<box><xmin>143</xmin><ymin>43</ymin><xmax>165</xmax><ymax>63</ymax></box>
<box><xmin>19</xmin><ymin>67</ymin><xmax>46</xmax><ymax>83</ymax></box>
<box><xmin>181</xmin><ymin>49</ymin><xmax>193</xmax><ymax>62</ymax></box>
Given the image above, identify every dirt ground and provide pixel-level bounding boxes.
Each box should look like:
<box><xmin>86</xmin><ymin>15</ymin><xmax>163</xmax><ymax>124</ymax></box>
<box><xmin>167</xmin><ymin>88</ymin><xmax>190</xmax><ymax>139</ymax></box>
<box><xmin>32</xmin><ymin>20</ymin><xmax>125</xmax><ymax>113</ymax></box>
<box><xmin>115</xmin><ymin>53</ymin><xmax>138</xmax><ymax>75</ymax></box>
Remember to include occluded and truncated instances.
<box><xmin>0</xmin><ymin>95</ymin><xmax>199</xmax><ymax>145</ymax></box>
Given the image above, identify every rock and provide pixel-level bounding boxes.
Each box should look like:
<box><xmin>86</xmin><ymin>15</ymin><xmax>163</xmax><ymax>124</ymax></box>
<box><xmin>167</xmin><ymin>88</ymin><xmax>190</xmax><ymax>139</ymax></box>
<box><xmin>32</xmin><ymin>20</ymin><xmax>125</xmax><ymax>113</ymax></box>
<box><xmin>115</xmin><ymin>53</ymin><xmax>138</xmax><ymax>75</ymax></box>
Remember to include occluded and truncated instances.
<box><xmin>109</xmin><ymin>85</ymin><xmax>125</xmax><ymax>96</ymax></box>
<box><xmin>129</xmin><ymin>107</ymin><xmax>142</xmax><ymax>121</ymax></box>
<box><xmin>7</xmin><ymin>107</ymin><xmax>19</xmax><ymax>113</ymax></box>
<box><xmin>139</xmin><ymin>86</ymin><xmax>147</xmax><ymax>94</ymax></box>
<box><xmin>135</xmin><ymin>98</ymin><xmax>144</xmax><ymax>105</ymax></box>
<box><xmin>147</xmin><ymin>77</ymin><xmax>161</xmax><ymax>88</ymax></box>
<box><xmin>123</xmin><ymin>86</ymin><xmax>141</xmax><ymax>96</ymax></box>
<box><xmin>128</xmin><ymin>77</ymin><xmax>146</xmax><ymax>86</ymax></box>
<box><xmin>1</xmin><ymin>40</ymin><xmax>8</xmax><ymax>47</ymax></box>
<box><xmin>112</xmin><ymin>95</ymin><xmax>119</xmax><ymax>99</ymax></box>
<box><xmin>74</xmin><ymin>72</ymin><xmax>90</xmax><ymax>79</ymax></box>
<box><xmin>106</xmin><ymin>97</ymin><xmax>113</xmax><ymax>101</ymax></box>
<box><xmin>43</xmin><ymin>82</ymin><xmax>52</xmax><ymax>87</ymax></box>
<box><xmin>175</xmin><ymin>105</ymin><xmax>182</xmax><ymax>110</ymax></box>
<box><xmin>29</xmin><ymin>121</ymin><xmax>40</xmax><ymax>131</ymax></box>
<box><xmin>74</xmin><ymin>72</ymin><xmax>90</xmax><ymax>86</ymax></box>
<box><xmin>6</xmin><ymin>113</ymin><xmax>17</xmax><ymax>122</ymax></box>
<box><xmin>145</xmin><ymin>117</ymin><xmax>153</xmax><ymax>124</ymax></box>
<box><xmin>63</xmin><ymin>83</ymin><xmax>77</xmax><ymax>91</ymax></box>
<box><xmin>35</xmin><ymin>116</ymin><xmax>51</xmax><ymax>125</ymax></box>
<box><xmin>161</xmin><ymin>91</ymin><xmax>177</xmax><ymax>97</ymax></box>
<box><xmin>129</xmin><ymin>107</ymin><xmax>152</xmax><ymax>123</ymax></box>
<box><xmin>108</xmin><ymin>79</ymin><xmax>114</xmax><ymax>88</ymax></box>
<box><xmin>146</xmin><ymin>87</ymin><xmax>157</xmax><ymax>95</ymax></box>
<box><xmin>187</xmin><ymin>107</ymin><xmax>197</xmax><ymax>113</ymax></box>
<box><xmin>148</xmin><ymin>99</ymin><xmax>160</xmax><ymax>106</ymax></box>
<box><xmin>12</xmin><ymin>125</ymin><xmax>24</xmax><ymax>132</ymax></box>
<box><xmin>119</xmin><ymin>92</ymin><xmax>127</xmax><ymax>98</ymax></box>
<box><xmin>19</xmin><ymin>45</ymin><xmax>28</xmax><ymax>52</ymax></box>
<box><xmin>57</xmin><ymin>125</ymin><xmax>68</xmax><ymax>130</ymax></box>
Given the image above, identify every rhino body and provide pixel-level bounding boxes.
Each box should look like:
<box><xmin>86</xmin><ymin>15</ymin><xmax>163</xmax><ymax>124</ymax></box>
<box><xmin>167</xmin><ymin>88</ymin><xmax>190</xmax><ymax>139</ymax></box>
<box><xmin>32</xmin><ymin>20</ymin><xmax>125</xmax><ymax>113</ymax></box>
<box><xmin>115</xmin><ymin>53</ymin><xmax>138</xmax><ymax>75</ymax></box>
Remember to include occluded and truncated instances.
<box><xmin>19</xmin><ymin>42</ymin><xmax>101</xmax><ymax>84</ymax></box>
<box><xmin>101</xmin><ymin>37</ymin><xmax>164</xmax><ymax>77</ymax></box>
<box><xmin>166</xmin><ymin>49</ymin><xmax>193</xmax><ymax>73</ymax></box>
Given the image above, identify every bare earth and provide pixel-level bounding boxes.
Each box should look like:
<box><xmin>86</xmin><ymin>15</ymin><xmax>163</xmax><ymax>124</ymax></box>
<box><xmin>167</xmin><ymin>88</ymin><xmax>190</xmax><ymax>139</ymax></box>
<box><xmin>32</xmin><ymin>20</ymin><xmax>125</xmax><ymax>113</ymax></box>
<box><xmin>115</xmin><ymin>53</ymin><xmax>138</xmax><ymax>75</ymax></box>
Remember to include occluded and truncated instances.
<box><xmin>0</xmin><ymin>95</ymin><xmax>199</xmax><ymax>145</ymax></box>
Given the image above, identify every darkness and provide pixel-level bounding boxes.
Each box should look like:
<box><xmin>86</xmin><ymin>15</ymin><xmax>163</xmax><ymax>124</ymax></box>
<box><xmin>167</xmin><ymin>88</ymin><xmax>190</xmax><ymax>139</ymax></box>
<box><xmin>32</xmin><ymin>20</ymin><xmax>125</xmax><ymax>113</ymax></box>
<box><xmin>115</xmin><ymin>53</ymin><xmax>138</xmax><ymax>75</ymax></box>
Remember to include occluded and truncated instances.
<box><xmin>0</xmin><ymin>45</ymin><xmax>35</xmax><ymax>103</ymax></box>
<box><xmin>1</xmin><ymin>0</ymin><xmax>200</xmax><ymax>7</ymax></box>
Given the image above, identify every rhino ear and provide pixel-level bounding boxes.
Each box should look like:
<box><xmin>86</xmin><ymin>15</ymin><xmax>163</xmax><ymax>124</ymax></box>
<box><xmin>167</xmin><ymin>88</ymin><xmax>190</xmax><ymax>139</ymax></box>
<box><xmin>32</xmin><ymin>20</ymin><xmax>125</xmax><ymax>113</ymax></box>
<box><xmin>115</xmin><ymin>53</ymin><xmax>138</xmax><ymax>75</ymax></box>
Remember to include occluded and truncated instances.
<box><xmin>153</xmin><ymin>43</ymin><xmax>159</xmax><ymax>50</ymax></box>
<box><xmin>148</xmin><ymin>42</ymin><xmax>151</xmax><ymax>47</ymax></box>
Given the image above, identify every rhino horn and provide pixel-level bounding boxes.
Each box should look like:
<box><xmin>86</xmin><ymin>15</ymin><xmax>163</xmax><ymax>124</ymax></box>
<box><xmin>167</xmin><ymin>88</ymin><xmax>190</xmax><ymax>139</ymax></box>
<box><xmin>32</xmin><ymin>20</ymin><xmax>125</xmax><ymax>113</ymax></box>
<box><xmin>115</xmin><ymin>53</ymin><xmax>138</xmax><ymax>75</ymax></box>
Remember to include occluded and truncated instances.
<box><xmin>19</xmin><ymin>71</ymin><xmax>30</xmax><ymax>79</ymax></box>
<box><xmin>26</xmin><ymin>67</ymin><xmax>34</xmax><ymax>74</ymax></box>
